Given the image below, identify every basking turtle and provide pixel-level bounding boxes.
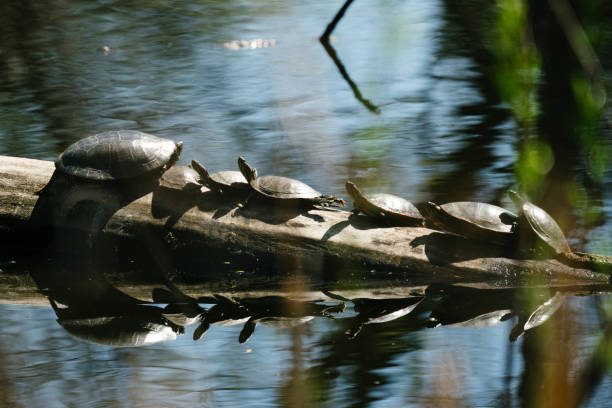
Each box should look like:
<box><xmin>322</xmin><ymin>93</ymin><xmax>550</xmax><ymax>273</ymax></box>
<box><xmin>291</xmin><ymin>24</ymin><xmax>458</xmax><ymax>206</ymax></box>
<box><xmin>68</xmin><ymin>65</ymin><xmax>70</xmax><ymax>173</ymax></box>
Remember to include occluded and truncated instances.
<box><xmin>422</xmin><ymin>201</ymin><xmax>518</xmax><ymax>246</ymax></box>
<box><xmin>238</xmin><ymin>157</ymin><xmax>345</xmax><ymax>207</ymax></box>
<box><xmin>508</xmin><ymin>191</ymin><xmax>602</xmax><ymax>269</ymax></box>
<box><xmin>55</xmin><ymin>130</ymin><xmax>183</xmax><ymax>182</ymax></box>
<box><xmin>159</xmin><ymin>165</ymin><xmax>207</xmax><ymax>193</ymax></box>
<box><xmin>345</xmin><ymin>181</ymin><xmax>424</xmax><ymax>226</ymax></box>
<box><xmin>191</xmin><ymin>159</ymin><xmax>249</xmax><ymax>195</ymax></box>
<box><xmin>34</xmin><ymin>131</ymin><xmax>183</xmax><ymax>243</ymax></box>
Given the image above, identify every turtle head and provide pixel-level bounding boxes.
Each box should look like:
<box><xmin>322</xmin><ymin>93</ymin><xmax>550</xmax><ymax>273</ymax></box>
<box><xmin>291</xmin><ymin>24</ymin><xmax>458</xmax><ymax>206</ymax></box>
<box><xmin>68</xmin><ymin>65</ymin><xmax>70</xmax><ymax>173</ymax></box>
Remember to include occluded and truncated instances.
<box><xmin>190</xmin><ymin>160</ymin><xmax>210</xmax><ymax>182</ymax></box>
<box><xmin>169</xmin><ymin>141</ymin><xmax>184</xmax><ymax>168</ymax></box>
<box><xmin>237</xmin><ymin>156</ymin><xmax>257</xmax><ymax>183</ymax></box>
<box><xmin>508</xmin><ymin>190</ymin><xmax>525</xmax><ymax>209</ymax></box>
<box><xmin>422</xmin><ymin>201</ymin><xmax>442</xmax><ymax>217</ymax></box>
<box><xmin>421</xmin><ymin>201</ymin><xmax>443</xmax><ymax>227</ymax></box>
<box><xmin>344</xmin><ymin>181</ymin><xmax>362</xmax><ymax>201</ymax></box>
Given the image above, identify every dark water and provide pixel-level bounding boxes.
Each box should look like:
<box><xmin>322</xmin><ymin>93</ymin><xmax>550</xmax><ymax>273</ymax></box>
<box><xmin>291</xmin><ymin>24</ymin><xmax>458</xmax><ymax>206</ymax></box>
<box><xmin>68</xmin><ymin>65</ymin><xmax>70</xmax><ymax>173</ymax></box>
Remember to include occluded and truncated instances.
<box><xmin>1</xmin><ymin>0</ymin><xmax>612</xmax><ymax>406</ymax></box>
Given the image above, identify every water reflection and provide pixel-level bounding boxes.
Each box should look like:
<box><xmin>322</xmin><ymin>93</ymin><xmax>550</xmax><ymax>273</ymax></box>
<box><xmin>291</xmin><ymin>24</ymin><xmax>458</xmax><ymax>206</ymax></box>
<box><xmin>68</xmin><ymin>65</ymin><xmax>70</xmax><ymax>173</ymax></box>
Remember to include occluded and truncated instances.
<box><xmin>3</xmin><ymin>253</ymin><xmax>612</xmax><ymax>406</ymax></box>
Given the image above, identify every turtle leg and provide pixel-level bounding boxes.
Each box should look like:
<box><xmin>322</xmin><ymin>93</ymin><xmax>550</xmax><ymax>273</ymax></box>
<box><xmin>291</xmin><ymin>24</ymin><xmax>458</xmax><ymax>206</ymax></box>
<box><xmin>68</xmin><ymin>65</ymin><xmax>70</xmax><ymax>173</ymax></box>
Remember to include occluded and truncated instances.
<box><xmin>232</xmin><ymin>191</ymin><xmax>254</xmax><ymax>217</ymax></box>
<box><xmin>317</xmin><ymin>195</ymin><xmax>345</xmax><ymax>207</ymax></box>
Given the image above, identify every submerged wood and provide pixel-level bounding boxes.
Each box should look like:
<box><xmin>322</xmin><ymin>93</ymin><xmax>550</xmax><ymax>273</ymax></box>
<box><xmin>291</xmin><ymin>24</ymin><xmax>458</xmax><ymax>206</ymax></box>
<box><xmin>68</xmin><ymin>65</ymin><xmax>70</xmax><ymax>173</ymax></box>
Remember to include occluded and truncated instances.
<box><xmin>0</xmin><ymin>155</ymin><xmax>610</xmax><ymax>284</ymax></box>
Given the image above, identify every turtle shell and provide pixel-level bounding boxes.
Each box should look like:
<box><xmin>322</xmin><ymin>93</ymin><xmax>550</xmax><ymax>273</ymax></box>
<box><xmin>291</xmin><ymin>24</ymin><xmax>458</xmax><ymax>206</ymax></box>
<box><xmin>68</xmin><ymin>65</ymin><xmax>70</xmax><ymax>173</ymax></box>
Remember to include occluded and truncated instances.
<box><xmin>509</xmin><ymin>191</ymin><xmax>570</xmax><ymax>255</ymax></box>
<box><xmin>252</xmin><ymin>175</ymin><xmax>322</xmax><ymax>199</ymax></box>
<box><xmin>159</xmin><ymin>165</ymin><xmax>203</xmax><ymax>191</ymax></box>
<box><xmin>210</xmin><ymin>171</ymin><xmax>248</xmax><ymax>189</ymax></box>
<box><xmin>345</xmin><ymin>181</ymin><xmax>424</xmax><ymax>225</ymax></box>
<box><xmin>191</xmin><ymin>160</ymin><xmax>248</xmax><ymax>193</ymax></box>
<box><xmin>56</xmin><ymin>130</ymin><xmax>182</xmax><ymax>181</ymax></box>
<box><xmin>424</xmin><ymin>201</ymin><xmax>518</xmax><ymax>244</ymax></box>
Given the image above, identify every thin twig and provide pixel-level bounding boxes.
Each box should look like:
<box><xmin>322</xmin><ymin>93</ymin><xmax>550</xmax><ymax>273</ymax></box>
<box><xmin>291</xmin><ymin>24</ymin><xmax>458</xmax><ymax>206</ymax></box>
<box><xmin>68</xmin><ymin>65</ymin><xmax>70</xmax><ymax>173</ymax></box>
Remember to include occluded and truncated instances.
<box><xmin>320</xmin><ymin>0</ymin><xmax>356</xmax><ymax>41</ymax></box>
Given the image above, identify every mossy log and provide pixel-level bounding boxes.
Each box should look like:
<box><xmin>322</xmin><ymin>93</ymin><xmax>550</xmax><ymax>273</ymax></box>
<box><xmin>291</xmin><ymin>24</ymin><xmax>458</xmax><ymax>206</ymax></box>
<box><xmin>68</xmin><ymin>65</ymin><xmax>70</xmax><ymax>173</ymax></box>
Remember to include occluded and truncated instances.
<box><xmin>0</xmin><ymin>155</ymin><xmax>610</xmax><ymax>285</ymax></box>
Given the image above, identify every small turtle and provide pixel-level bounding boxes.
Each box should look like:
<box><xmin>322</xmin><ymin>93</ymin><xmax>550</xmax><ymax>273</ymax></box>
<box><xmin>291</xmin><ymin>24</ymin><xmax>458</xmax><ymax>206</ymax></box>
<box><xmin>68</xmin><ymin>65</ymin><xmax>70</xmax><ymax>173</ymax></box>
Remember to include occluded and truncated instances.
<box><xmin>191</xmin><ymin>159</ymin><xmax>249</xmax><ymax>194</ymax></box>
<box><xmin>237</xmin><ymin>157</ymin><xmax>344</xmax><ymax>207</ymax></box>
<box><xmin>55</xmin><ymin>130</ymin><xmax>183</xmax><ymax>182</ymax></box>
<box><xmin>509</xmin><ymin>191</ymin><xmax>570</xmax><ymax>254</ymax></box>
<box><xmin>345</xmin><ymin>181</ymin><xmax>425</xmax><ymax>226</ymax></box>
<box><xmin>159</xmin><ymin>165</ymin><xmax>206</xmax><ymax>192</ymax></box>
<box><xmin>509</xmin><ymin>190</ymin><xmax>606</xmax><ymax>270</ymax></box>
<box><xmin>422</xmin><ymin>201</ymin><xmax>518</xmax><ymax>245</ymax></box>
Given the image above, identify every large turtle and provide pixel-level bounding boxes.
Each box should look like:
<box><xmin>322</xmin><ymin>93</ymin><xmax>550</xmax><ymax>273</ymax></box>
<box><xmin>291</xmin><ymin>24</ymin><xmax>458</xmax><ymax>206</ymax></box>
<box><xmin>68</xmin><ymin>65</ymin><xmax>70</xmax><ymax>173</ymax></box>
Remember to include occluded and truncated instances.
<box><xmin>422</xmin><ymin>201</ymin><xmax>518</xmax><ymax>246</ymax></box>
<box><xmin>34</xmin><ymin>130</ymin><xmax>183</xmax><ymax>246</ymax></box>
<box><xmin>509</xmin><ymin>190</ymin><xmax>606</xmax><ymax>269</ymax></box>
<box><xmin>190</xmin><ymin>159</ymin><xmax>249</xmax><ymax>195</ymax></box>
<box><xmin>55</xmin><ymin>130</ymin><xmax>183</xmax><ymax>182</ymax></box>
<box><xmin>345</xmin><ymin>181</ymin><xmax>425</xmax><ymax>226</ymax></box>
<box><xmin>238</xmin><ymin>157</ymin><xmax>344</xmax><ymax>207</ymax></box>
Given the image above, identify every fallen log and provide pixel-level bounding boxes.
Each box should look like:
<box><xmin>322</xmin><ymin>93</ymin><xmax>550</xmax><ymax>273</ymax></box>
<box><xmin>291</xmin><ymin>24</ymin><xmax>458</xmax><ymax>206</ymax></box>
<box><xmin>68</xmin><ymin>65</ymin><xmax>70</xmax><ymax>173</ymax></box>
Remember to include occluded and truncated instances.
<box><xmin>0</xmin><ymin>155</ymin><xmax>610</xmax><ymax>285</ymax></box>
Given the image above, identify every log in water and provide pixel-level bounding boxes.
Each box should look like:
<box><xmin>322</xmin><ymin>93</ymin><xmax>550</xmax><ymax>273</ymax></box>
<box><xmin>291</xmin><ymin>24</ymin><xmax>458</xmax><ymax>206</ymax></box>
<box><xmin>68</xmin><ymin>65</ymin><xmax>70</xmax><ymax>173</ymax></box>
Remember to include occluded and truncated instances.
<box><xmin>0</xmin><ymin>155</ymin><xmax>610</xmax><ymax>284</ymax></box>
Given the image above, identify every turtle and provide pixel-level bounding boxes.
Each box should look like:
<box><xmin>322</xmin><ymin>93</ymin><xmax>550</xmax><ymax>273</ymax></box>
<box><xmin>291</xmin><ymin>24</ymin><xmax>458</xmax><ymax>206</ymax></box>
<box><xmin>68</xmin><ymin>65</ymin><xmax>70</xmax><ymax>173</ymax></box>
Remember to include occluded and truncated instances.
<box><xmin>422</xmin><ymin>201</ymin><xmax>518</xmax><ymax>246</ymax></box>
<box><xmin>345</xmin><ymin>181</ymin><xmax>425</xmax><ymax>226</ymax></box>
<box><xmin>159</xmin><ymin>165</ymin><xmax>207</xmax><ymax>193</ymax></box>
<box><xmin>508</xmin><ymin>190</ymin><xmax>601</xmax><ymax>269</ymax></box>
<box><xmin>34</xmin><ymin>131</ymin><xmax>183</xmax><ymax>244</ymax></box>
<box><xmin>190</xmin><ymin>159</ymin><xmax>249</xmax><ymax>195</ymax></box>
<box><xmin>509</xmin><ymin>191</ymin><xmax>570</xmax><ymax>254</ymax></box>
<box><xmin>237</xmin><ymin>157</ymin><xmax>345</xmax><ymax>207</ymax></box>
<box><xmin>55</xmin><ymin>130</ymin><xmax>183</xmax><ymax>182</ymax></box>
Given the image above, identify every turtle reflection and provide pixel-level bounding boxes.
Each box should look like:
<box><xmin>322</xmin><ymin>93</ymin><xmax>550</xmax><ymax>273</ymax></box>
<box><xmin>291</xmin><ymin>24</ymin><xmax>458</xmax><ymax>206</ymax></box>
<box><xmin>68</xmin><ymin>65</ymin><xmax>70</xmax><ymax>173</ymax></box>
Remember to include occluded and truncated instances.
<box><xmin>323</xmin><ymin>290</ymin><xmax>425</xmax><ymax>338</ymax></box>
<box><xmin>50</xmin><ymin>297</ymin><xmax>184</xmax><ymax>347</ymax></box>
<box><xmin>236</xmin><ymin>296</ymin><xmax>345</xmax><ymax>343</ymax></box>
<box><xmin>192</xmin><ymin>295</ymin><xmax>251</xmax><ymax>340</ymax></box>
<box><xmin>191</xmin><ymin>295</ymin><xmax>345</xmax><ymax>343</ymax></box>
<box><xmin>426</xmin><ymin>283</ymin><xmax>571</xmax><ymax>341</ymax></box>
<box><xmin>151</xmin><ymin>287</ymin><xmax>207</xmax><ymax>328</ymax></box>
